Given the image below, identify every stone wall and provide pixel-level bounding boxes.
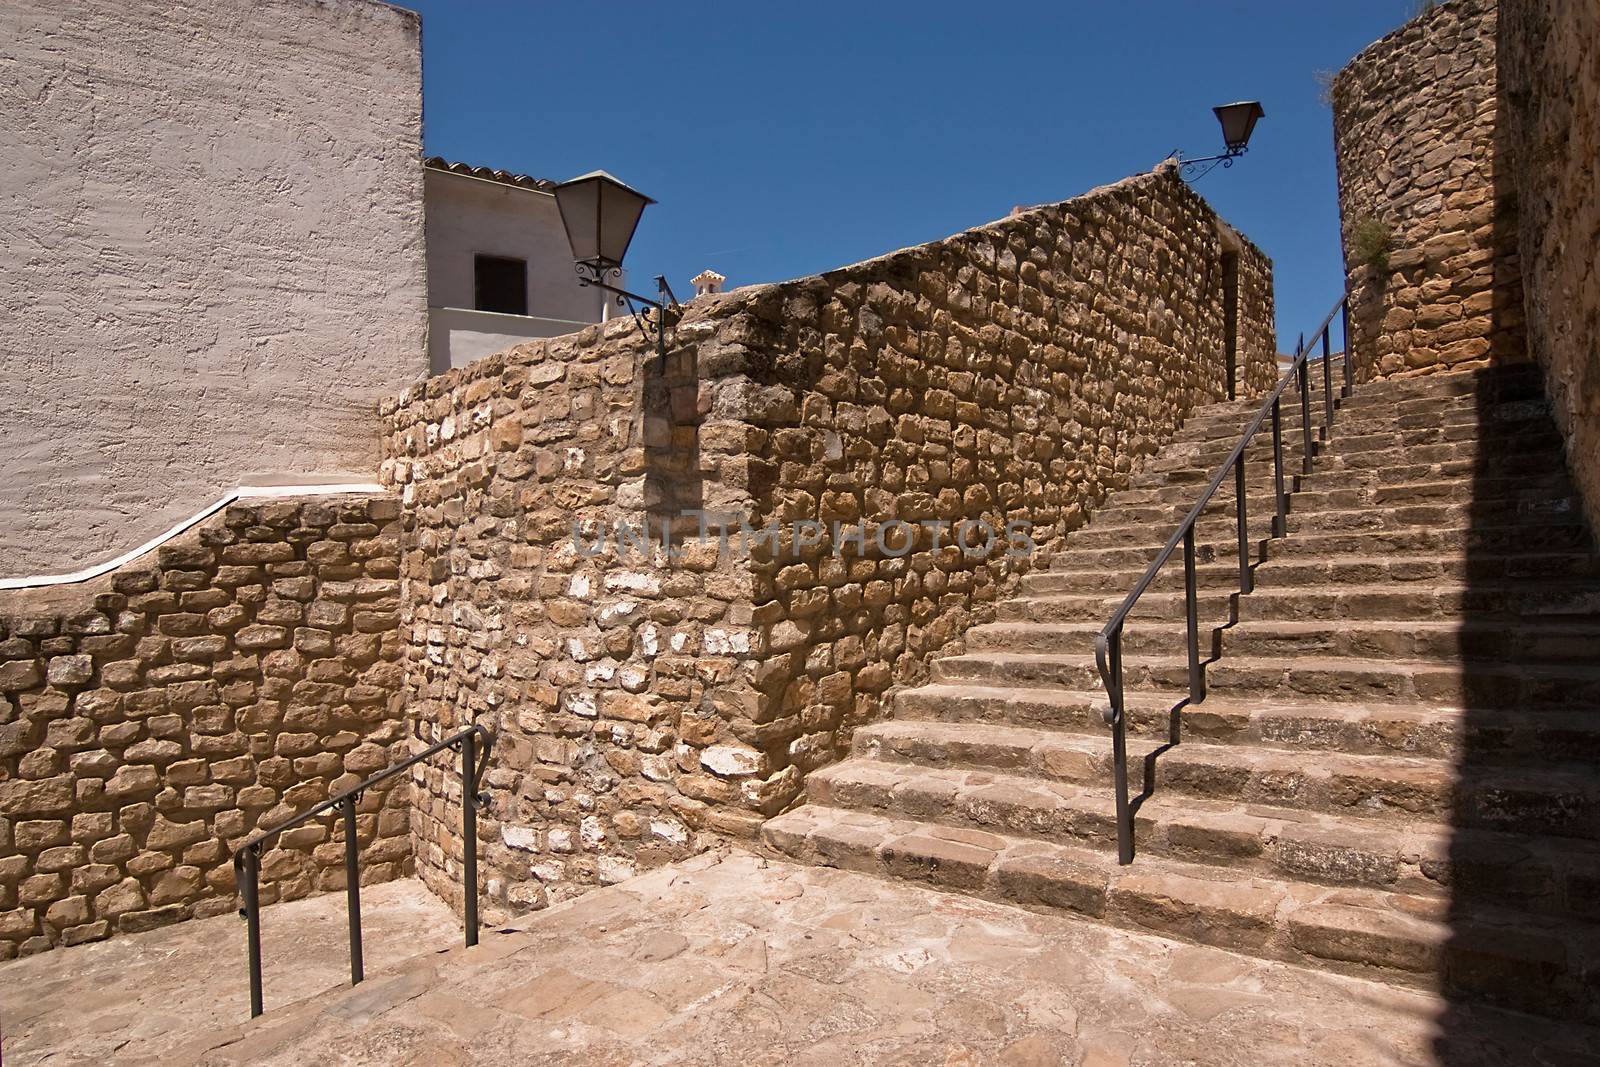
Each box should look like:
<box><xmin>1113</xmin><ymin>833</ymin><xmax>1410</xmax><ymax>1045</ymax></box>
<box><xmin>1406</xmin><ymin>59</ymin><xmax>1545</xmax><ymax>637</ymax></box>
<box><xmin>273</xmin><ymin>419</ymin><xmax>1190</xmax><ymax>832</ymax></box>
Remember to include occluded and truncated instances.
<box><xmin>1499</xmin><ymin>0</ymin><xmax>1600</xmax><ymax>540</ymax></box>
<box><xmin>382</xmin><ymin>165</ymin><xmax>1277</xmax><ymax>921</ymax></box>
<box><xmin>723</xmin><ymin>173</ymin><xmax>1274</xmax><ymax>816</ymax></box>
<box><xmin>0</xmin><ymin>0</ymin><xmax>426</xmax><ymax>577</ymax></box>
<box><xmin>1238</xmin><ymin>242</ymin><xmax>1279</xmax><ymax>397</ymax></box>
<box><xmin>1331</xmin><ymin>0</ymin><xmax>1525</xmax><ymax>382</ymax></box>
<box><xmin>383</xmin><ymin>322</ymin><xmax>723</xmax><ymax>915</ymax></box>
<box><xmin>0</xmin><ymin>497</ymin><xmax>408</xmax><ymax>958</ymax></box>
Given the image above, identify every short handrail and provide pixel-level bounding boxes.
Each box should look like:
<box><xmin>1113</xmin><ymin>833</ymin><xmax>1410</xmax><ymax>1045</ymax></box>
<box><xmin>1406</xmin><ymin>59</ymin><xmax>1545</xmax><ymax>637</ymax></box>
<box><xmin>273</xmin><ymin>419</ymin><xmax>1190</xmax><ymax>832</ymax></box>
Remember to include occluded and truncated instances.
<box><xmin>230</xmin><ymin>722</ymin><xmax>493</xmax><ymax>1018</ymax></box>
<box><xmin>1094</xmin><ymin>295</ymin><xmax>1352</xmax><ymax>864</ymax></box>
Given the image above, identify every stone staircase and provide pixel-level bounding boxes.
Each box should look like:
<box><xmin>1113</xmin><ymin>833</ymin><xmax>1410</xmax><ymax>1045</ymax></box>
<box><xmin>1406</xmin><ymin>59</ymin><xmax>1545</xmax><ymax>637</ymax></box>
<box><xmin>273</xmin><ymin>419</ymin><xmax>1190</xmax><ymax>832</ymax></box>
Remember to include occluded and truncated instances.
<box><xmin>764</xmin><ymin>361</ymin><xmax>1600</xmax><ymax>1021</ymax></box>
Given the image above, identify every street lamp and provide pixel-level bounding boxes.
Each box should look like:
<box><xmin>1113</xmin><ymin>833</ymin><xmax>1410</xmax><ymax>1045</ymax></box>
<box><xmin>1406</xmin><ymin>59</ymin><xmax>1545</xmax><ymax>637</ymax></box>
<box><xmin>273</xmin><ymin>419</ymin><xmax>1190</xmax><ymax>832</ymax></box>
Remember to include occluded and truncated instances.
<box><xmin>552</xmin><ymin>170</ymin><xmax>679</xmax><ymax>353</ymax></box>
<box><xmin>1214</xmin><ymin>101</ymin><xmax>1264</xmax><ymax>153</ymax></box>
<box><xmin>1171</xmin><ymin>101</ymin><xmax>1265</xmax><ymax>180</ymax></box>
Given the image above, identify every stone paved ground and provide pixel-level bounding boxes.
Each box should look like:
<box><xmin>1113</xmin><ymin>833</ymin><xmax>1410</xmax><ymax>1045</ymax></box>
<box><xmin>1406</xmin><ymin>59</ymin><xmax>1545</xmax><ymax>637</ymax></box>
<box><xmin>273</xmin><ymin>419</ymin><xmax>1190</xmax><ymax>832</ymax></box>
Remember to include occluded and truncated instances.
<box><xmin>0</xmin><ymin>878</ymin><xmax>460</xmax><ymax>1066</ymax></box>
<box><xmin>7</xmin><ymin>852</ymin><xmax>1592</xmax><ymax>1066</ymax></box>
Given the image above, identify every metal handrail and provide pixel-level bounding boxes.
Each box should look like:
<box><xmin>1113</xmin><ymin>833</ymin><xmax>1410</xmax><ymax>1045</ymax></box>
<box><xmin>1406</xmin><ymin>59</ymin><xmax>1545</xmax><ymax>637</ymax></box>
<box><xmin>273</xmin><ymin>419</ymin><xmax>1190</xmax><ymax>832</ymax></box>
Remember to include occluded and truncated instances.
<box><xmin>1094</xmin><ymin>295</ymin><xmax>1352</xmax><ymax>864</ymax></box>
<box><xmin>230</xmin><ymin>722</ymin><xmax>493</xmax><ymax>1018</ymax></box>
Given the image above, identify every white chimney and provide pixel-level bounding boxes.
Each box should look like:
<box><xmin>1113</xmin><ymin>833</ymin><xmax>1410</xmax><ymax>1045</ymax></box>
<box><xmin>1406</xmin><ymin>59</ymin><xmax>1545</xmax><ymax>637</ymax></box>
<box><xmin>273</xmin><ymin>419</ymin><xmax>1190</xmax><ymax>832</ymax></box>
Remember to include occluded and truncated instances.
<box><xmin>691</xmin><ymin>269</ymin><xmax>726</xmax><ymax>298</ymax></box>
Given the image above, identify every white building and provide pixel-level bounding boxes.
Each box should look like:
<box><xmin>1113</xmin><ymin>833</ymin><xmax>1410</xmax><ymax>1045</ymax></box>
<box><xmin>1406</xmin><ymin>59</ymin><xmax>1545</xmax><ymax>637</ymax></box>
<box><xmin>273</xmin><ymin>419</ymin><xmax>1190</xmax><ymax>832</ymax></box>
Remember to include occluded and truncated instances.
<box><xmin>423</xmin><ymin>157</ymin><xmax>610</xmax><ymax>373</ymax></box>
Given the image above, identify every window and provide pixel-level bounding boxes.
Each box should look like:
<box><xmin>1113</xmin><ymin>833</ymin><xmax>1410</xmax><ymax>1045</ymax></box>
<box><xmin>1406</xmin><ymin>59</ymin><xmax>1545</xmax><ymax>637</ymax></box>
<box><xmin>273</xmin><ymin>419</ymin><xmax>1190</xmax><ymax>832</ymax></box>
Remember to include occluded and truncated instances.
<box><xmin>1222</xmin><ymin>250</ymin><xmax>1240</xmax><ymax>400</ymax></box>
<box><xmin>474</xmin><ymin>254</ymin><xmax>528</xmax><ymax>315</ymax></box>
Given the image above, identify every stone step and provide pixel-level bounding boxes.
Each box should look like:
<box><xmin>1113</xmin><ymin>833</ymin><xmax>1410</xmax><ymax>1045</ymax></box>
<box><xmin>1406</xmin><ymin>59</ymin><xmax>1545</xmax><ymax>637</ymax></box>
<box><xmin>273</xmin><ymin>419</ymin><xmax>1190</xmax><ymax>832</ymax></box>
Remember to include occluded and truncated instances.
<box><xmin>1028</xmin><ymin>552</ymin><xmax>1600</xmax><ymax>596</ymax></box>
<box><xmin>1153</xmin><ymin>414</ymin><xmax>1563</xmax><ymax>472</ymax></box>
<box><xmin>1138</xmin><ymin>434</ymin><xmax>1565</xmax><ymax>496</ymax></box>
<box><xmin>762</xmin><ymin>804</ymin><xmax>1600</xmax><ymax>1021</ymax></box>
<box><xmin>1126</xmin><ymin>441</ymin><xmax>1561</xmax><ymax>495</ymax></box>
<box><xmin>837</xmin><ymin>731</ymin><xmax>1600</xmax><ymax>916</ymax></box>
<box><xmin>1130</xmin><ymin>438</ymin><xmax>1562</xmax><ymax>490</ymax></box>
<box><xmin>1172</xmin><ymin>402</ymin><xmax>1547</xmax><ymax>456</ymax></box>
<box><xmin>1182</xmin><ymin>363</ymin><xmax>1538</xmax><ymax>418</ymax></box>
<box><xmin>1042</xmin><ymin>521</ymin><xmax>1599</xmax><ymax>577</ymax></box>
<box><xmin>890</xmin><ymin>684</ymin><xmax>1600</xmax><ymax>763</ymax></box>
<box><xmin>1182</xmin><ymin>375</ymin><xmax>1540</xmax><ymax>420</ymax></box>
<box><xmin>1190</xmin><ymin>388</ymin><xmax>1536</xmax><ymax>438</ymax></box>
<box><xmin>1088</xmin><ymin>483</ymin><xmax>1580</xmax><ymax>538</ymax></box>
<box><xmin>1259</xmin><ymin>521</ymin><xmax>1596</xmax><ymax>558</ymax></box>
<box><xmin>1248</xmin><ymin>552</ymin><xmax>1600</xmax><ymax>587</ymax></box>
<box><xmin>1210</xmin><ymin>619</ymin><xmax>1600</xmax><ymax>664</ymax></box>
<box><xmin>1067</xmin><ymin>496</ymin><xmax>1582</xmax><ymax>550</ymax></box>
<box><xmin>1236</xmin><ymin>359</ymin><xmax>1539</xmax><ymax>402</ymax></box>
<box><xmin>1107</xmin><ymin>469</ymin><xmax>1572</xmax><ymax>511</ymax></box>
<box><xmin>1028</xmin><ymin>560</ymin><xmax>1265</xmax><ymax>595</ymax></box>
<box><xmin>930</xmin><ymin>651</ymin><xmax>1600</xmax><ymax>706</ymax></box>
<box><xmin>1095</xmin><ymin>479</ymin><xmax>1577</xmax><ymax>540</ymax></box>
<box><xmin>1174</xmin><ymin>382</ymin><xmax>1530</xmax><ymax>446</ymax></box>
<box><xmin>844</xmin><ymin>726</ymin><xmax>1600</xmax><ymax>841</ymax></box>
<box><xmin>996</xmin><ymin>583</ymin><xmax>1600</xmax><ymax>625</ymax></box>
<box><xmin>1364</xmin><ymin>360</ymin><xmax>1545</xmax><ymax>392</ymax></box>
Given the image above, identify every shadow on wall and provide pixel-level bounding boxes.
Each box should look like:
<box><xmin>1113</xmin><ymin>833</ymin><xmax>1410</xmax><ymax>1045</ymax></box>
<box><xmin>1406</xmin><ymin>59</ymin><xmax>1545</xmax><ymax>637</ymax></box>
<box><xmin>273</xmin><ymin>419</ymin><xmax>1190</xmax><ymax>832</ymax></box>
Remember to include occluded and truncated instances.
<box><xmin>642</xmin><ymin>332</ymin><xmax>704</xmax><ymax>533</ymax></box>
<box><xmin>1433</xmin><ymin>24</ymin><xmax>1598</xmax><ymax>1049</ymax></box>
<box><xmin>1431</xmin><ymin>362</ymin><xmax>1599</xmax><ymax>1056</ymax></box>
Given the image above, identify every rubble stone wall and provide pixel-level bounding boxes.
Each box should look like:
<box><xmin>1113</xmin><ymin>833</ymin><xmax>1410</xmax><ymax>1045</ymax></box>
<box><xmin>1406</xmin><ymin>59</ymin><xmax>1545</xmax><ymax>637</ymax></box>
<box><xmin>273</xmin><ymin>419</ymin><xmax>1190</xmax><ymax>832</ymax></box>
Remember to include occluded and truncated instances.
<box><xmin>723</xmin><ymin>171</ymin><xmax>1275</xmax><ymax>822</ymax></box>
<box><xmin>1238</xmin><ymin>242</ymin><xmax>1279</xmax><ymax>397</ymax></box>
<box><xmin>1331</xmin><ymin>0</ymin><xmax>1526</xmax><ymax>382</ymax></box>
<box><xmin>383</xmin><ymin>166</ymin><xmax>1276</xmax><ymax>921</ymax></box>
<box><xmin>1500</xmin><ymin>0</ymin><xmax>1600</xmax><ymax>540</ymax></box>
<box><xmin>382</xmin><ymin>320</ymin><xmax>731</xmax><ymax>915</ymax></box>
<box><xmin>0</xmin><ymin>497</ymin><xmax>408</xmax><ymax>958</ymax></box>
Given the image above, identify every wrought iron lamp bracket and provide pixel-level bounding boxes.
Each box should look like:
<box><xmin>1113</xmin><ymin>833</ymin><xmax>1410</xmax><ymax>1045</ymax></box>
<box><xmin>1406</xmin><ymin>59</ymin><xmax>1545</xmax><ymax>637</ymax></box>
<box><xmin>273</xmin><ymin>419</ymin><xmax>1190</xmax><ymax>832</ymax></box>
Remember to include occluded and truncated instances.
<box><xmin>575</xmin><ymin>261</ymin><xmax>681</xmax><ymax>355</ymax></box>
<box><xmin>1168</xmin><ymin>147</ymin><xmax>1246</xmax><ymax>182</ymax></box>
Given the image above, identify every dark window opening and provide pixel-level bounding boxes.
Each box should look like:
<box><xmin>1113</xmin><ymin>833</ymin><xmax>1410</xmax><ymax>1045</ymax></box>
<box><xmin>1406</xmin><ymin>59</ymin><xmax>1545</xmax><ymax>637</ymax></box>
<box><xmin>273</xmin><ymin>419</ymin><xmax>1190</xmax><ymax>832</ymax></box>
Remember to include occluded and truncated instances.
<box><xmin>1222</xmin><ymin>250</ymin><xmax>1240</xmax><ymax>400</ymax></box>
<box><xmin>474</xmin><ymin>254</ymin><xmax>528</xmax><ymax>315</ymax></box>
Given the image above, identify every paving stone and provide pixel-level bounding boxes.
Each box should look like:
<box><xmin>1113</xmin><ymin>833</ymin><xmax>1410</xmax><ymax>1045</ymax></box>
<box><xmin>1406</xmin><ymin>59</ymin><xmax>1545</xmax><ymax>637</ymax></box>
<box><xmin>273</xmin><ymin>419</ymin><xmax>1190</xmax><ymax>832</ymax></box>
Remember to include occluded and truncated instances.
<box><xmin>13</xmin><ymin>860</ymin><xmax>1597</xmax><ymax>1065</ymax></box>
<box><xmin>0</xmin><ymin>878</ymin><xmax>458</xmax><ymax>1065</ymax></box>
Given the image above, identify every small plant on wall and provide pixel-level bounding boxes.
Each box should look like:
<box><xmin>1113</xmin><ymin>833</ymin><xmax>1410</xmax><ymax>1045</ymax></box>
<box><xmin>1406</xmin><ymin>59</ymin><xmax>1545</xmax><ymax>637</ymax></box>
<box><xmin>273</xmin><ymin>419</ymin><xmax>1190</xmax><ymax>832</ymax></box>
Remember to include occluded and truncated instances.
<box><xmin>1350</xmin><ymin>214</ymin><xmax>1393</xmax><ymax>275</ymax></box>
<box><xmin>1313</xmin><ymin>69</ymin><xmax>1336</xmax><ymax>108</ymax></box>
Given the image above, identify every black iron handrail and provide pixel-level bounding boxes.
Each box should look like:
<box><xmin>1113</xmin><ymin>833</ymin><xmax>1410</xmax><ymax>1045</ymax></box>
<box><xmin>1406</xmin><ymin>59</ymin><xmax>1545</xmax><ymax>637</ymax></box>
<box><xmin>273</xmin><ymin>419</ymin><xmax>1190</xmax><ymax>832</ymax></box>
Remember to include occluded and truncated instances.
<box><xmin>230</xmin><ymin>722</ymin><xmax>493</xmax><ymax>1018</ymax></box>
<box><xmin>1094</xmin><ymin>296</ymin><xmax>1352</xmax><ymax>863</ymax></box>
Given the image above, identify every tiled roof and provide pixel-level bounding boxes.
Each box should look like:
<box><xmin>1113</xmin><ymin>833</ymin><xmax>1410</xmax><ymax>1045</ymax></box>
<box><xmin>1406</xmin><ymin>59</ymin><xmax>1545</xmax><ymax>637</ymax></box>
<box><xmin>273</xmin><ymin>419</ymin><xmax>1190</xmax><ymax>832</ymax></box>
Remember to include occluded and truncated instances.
<box><xmin>422</xmin><ymin>156</ymin><xmax>556</xmax><ymax>192</ymax></box>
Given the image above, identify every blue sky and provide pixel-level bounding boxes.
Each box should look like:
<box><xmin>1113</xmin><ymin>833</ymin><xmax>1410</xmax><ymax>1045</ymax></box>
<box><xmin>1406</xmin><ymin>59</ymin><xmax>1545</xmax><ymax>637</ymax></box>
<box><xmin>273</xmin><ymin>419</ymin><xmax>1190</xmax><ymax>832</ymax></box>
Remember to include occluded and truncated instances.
<box><xmin>400</xmin><ymin>1</ymin><xmax>1419</xmax><ymax>352</ymax></box>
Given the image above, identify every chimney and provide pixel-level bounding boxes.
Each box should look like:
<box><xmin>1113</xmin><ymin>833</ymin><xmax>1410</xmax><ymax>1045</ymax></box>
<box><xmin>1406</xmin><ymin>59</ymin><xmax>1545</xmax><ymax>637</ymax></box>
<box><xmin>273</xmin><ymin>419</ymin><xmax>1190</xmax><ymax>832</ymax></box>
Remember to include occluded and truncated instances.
<box><xmin>691</xmin><ymin>269</ymin><xmax>726</xmax><ymax>298</ymax></box>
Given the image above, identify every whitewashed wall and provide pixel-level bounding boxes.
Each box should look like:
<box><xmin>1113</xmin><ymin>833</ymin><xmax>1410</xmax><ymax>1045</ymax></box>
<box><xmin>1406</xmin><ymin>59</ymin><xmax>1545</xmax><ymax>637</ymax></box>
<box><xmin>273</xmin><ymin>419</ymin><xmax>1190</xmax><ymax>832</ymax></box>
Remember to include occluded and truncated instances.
<box><xmin>0</xmin><ymin>0</ymin><xmax>428</xmax><ymax>576</ymax></box>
